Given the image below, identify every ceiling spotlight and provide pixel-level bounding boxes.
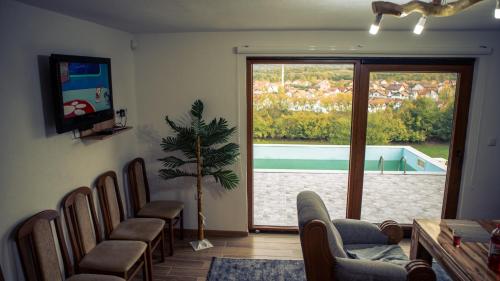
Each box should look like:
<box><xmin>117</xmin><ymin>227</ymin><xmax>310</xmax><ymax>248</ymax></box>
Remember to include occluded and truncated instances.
<box><xmin>495</xmin><ymin>0</ymin><xmax>500</xmax><ymax>19</ymax></box>
<box><xmin>413</xmin><ymin>15</ymin><xmax>427</xmax><ymax>35</ymax></box>
<box><xmin>369</xmin><ymin>13</ymin><xmax>383</xmax><ymax>35</ymax></box>
<box><xmin>371</xmin><ymin>0</ymin><xmax>498</xmax><ymax>35</ymax></box>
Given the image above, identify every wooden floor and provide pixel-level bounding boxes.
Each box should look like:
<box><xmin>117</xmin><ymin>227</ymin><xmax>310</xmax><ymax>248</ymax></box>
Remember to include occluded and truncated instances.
<box><xmin>144</xmin><ymin>233</ymin><xmax>303</xmax><ymax>281</ymax></box>
<box><xmin>142</xmin><ymin>233</ymin><xmax>411</xmax><ymax>281</ymax></box>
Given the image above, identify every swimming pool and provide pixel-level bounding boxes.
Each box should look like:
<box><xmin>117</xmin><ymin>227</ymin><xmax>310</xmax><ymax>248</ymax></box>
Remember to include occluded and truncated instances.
<box><xmin>253</xmin><ymin>144</ymin><xmax>446</xmax><ymax>174</ymax></box>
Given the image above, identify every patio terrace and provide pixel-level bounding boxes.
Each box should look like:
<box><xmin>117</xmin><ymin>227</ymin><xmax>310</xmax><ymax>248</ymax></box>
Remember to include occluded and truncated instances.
<box><xmin>253</xmin><ymin>172</ymin><xmax>445</xmax><ymax>226</ymax></box>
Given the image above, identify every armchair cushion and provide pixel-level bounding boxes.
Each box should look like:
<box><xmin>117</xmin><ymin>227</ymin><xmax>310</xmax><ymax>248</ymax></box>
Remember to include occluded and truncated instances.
<box><xmin>344</xmin><ymin>244</ymin><xmax>409</xmax><ymax>267</ymax></box>
<box><xmin>335</xmin><ymin>257</ymin><xmax>407</xmax><ymax>281</ymax></box>
<box><xmin>332</xmin><ymin>219</ymin><xmax>389</xmax><ymax>245</ymax></box>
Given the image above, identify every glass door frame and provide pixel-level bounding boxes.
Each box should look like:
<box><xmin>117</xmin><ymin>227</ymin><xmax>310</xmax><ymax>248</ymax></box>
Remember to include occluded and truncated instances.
<box><xmin>246</xmin><ymin>57</ymin><xmax>360</xmax><ymax>231</ymax></box>
<box><xmin>350</xmin><ymin>61</ymin><xmax>475</xmax><ymax>223</ymax></box>
<box><xmin>246</xmin><ymin>57</ymin><xmax>474</xmax><ymax>232</ymax></box>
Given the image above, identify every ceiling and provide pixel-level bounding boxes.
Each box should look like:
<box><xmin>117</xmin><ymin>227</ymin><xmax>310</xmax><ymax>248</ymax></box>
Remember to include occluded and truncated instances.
<box><xmin>16</xmin><ymin>0</ymin><xmax>500</xmax><ymax>33</ymax></box>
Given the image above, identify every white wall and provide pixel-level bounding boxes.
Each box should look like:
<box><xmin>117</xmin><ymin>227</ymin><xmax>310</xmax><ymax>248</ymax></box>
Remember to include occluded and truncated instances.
<box><xmin>133</xmin><ymin>31</ymin><xmax>500</xmax><ymax>233</ymax></box>
<box><xmin>0</xmin><ymin>1</ymin><xmax>137</xmax><ymax>279</ymax></box>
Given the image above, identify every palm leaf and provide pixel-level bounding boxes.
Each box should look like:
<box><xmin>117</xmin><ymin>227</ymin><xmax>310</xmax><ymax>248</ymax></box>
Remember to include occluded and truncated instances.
<box><xmin>208</xmin><ymin>170</ymin><xmax>240</xmax><ymax>190</ymax></box>
<box><xmin>158</xmin><ymin>156</ymin><xmax>195</xmax><ymax>168</ymax></box>
<box><xmin>201</xmin><ymin>143</ymin><xmax>240</xmax><ymax>169</ymax></box>
<box><xmin>165</xmin><ymin>116</ymin><xmax>190</xmax><ymax>134</ymax></box>
<box><xmin>160</xmin><ymin>136</ymin><xmax>196</xmax><ymax>156</ymax></box>
<box><xmin>201</xmin><ymin>118</ymin><xmax>237</xmax><ymax>146</ymax></box>
<box><xmin>191</xmin><ymin>99</ymin><xmax>204</xmax><ymax>119</ymax></box>
<box><xmin>159</xmin><ymin>168</ymin><xmax>196</xmax><ymax>180</ymax></box>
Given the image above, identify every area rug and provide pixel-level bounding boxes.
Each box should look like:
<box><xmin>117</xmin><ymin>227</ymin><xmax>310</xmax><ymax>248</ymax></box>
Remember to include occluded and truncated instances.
<box><xmin>206</xmin><ymin>258</ymin><xmax>305</xmax><ymax>281</ymax></box>
<box><xmin>206</xmin><ymin>257</ymin><xmax>451</xmax><ymax>281</ymax></box>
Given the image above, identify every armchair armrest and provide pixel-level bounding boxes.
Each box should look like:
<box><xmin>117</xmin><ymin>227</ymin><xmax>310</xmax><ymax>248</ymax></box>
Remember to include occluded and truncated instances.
<box><xmin>333</xmin><ymin>219</ymin><xmax>404</xmax><ymax>245</ymax></box>
<box><xmin>335</xmin><ymin>257</ymin><xmax>407</xmax><ymax>281</ymax></box>
<box><xmin>405</xmin><ymin>260</ymin><xmax>436</xmax><ymax>281</ymax></box>
<box><xmin>335</xmin><ymin>258</ymin><xmax>436</xmax><ymax>281</ymax></box>
<box><xmin>380</xmin><ymin>220</ymin><xmax>404</xmax><ymax>244</ymax></box>
<box><xmin>332</xmin><ymin>219</ymin><xmax>388</xmax><ymax>245</ymax></box>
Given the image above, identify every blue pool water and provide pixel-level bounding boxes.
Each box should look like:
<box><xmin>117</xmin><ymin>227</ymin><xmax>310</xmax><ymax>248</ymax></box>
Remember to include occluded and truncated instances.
<box><xmin>253</xmin><ymin>145</ymin><xmax>446</xmax><ymax>173</ymax></box>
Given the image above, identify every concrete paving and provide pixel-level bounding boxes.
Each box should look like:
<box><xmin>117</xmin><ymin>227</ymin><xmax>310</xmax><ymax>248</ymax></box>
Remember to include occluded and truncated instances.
<box><xmin>253</xmin><ymin>172</ymin><xmax>445</xmax><ymax>226</ymax></box>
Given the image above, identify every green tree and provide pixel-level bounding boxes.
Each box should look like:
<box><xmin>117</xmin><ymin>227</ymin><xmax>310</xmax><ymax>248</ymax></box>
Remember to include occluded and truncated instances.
<box><xmin>159</xmin><ymin>100</ymin><xmax>240</xmax><ymax>243</ymax></box>
<box><xmin>431</xmin><ymin>103</ymin><xmax>454</xmax><ymax>141</ymax></box>
<box><xmin>328</xmin><ymin>114</ymin><xmax>352</xmax><ymax>145</ymax></box>
<box><xmin>399</xmin><ymin>98</ymin><xmax>439</xmax><ymax>142</ymax></box>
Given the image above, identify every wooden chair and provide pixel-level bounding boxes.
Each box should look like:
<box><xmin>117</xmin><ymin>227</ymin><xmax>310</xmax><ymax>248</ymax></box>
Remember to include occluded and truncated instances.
<box><xmin>62</xmin><ymin>187</ymin><xmax>149</xmax><ymax>281</ymax></box>
<box><xmin>127</xmin><ymin>157</ymin><xmax>184</xmax><ymax>255</ymax></box>
<box><xmin>16</xmin><ymin>209</ymin><xmax>125</xmax><ymax>281</ymax></box>
<box><xmin>95</xmin><ymin>171</ymin><xmax>165</xmax><ymax>281</ymax></box>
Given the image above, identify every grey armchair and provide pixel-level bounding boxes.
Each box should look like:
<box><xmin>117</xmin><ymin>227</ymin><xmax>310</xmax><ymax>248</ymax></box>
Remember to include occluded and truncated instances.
<box><xmin>297</xmin><ymin>191</ymin><xmax>435</xmax><ymax>281</ymax></box>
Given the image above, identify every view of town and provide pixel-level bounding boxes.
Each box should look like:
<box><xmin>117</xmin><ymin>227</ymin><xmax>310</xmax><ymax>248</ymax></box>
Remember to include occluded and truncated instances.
<box><xmin>252</xmin><ymin>64</ymin><xmax>457</xmax><ymax>158</ymax></box>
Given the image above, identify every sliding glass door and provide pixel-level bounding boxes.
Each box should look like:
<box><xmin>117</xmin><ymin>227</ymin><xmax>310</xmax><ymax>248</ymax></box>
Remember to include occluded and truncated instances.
<box><xmin>361</xmin><ymin>71</ymin><xmax>458</xmax><ymax>223</ymax></box>
<box><xmin>248</xmin><ymin>61</ymin><xmax>357</xmax><ymax>227</ymax></box>
<box><xmin>248</xmin><ymin>58</ymin><xmax>474</xmax><ymax>230</ymax></box>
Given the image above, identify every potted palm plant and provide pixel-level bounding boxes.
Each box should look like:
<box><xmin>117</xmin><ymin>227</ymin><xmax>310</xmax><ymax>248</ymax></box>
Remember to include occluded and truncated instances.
<box><xmin>159</xmin><ymin>99</ymin><xmax>240</xmax><ymax>250</ymax></box>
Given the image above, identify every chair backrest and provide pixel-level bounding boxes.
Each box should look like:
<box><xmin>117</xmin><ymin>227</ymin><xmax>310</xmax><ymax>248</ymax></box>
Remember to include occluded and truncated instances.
<box><xmin>127</xmin><ymin>158</ymin><xmax>150</xmax><ymax>215</ymax></box>
<box><xmin>16</xmin><ymin>210</ymin><xmax>73</xmax><ymax>281</ymax></box>
<box><xmin>62</xmin><ymin>187</ymin><xmax>102</xmax><ymax>266</ymax></box>
<box><xmin>96</xmin><ymin>171</ymin><xmax>125</xmax><ymax>238</ymax></box>
<box><xmin>297</xmin><ymin>191</ymin><xmax>348</xmax><ymax>281</ymax></box>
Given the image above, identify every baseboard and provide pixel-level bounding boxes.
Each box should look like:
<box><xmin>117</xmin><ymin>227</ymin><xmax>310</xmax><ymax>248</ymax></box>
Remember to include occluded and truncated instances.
<box><xmin>175</xmin><ymin>228</ymin><xmax>249</xmax><ymax>238</ymax></box>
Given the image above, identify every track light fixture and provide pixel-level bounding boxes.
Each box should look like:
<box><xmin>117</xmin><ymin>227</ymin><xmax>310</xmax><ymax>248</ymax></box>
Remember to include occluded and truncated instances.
<box><xmin>413</xmin><ymin>15</ymin><xmax>427</xmax><ymax>35</ymax></box>
<box><xmin>369</xmin><ymin>0</ymin><xmax>499</xmax><ymax>35</ymax></box>
<box><xmin>495</xmin><ymin>0</ymin><xmax>500</xmax><ymax>19</ymax></box>
<box><xmin>369</xmin><ymin>13</ymin><xmax>383</xmax><ymax>35</ymax></box>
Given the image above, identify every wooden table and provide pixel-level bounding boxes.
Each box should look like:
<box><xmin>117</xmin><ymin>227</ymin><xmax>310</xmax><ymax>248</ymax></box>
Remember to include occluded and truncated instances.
<box><xmin>410</xmin><ymin>219</ymin><xmax>500</xmax><ymax>281</ymax></box>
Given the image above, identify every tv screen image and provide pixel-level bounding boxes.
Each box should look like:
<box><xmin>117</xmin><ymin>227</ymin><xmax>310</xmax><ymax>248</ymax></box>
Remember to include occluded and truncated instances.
<box><xmin>50</xmin><ymin>54</ymin><xmax>114</xmax><ymax>134</ymax></box>
<box><xmin>59</xmin><ymin>62</ymin><xmax>111</xmax><ymax>119</ymax></box>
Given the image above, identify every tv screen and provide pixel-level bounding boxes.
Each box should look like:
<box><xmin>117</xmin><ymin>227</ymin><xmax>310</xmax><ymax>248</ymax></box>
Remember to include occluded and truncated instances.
<box><xmin>50</xmin><ymin>54</ymin><xmax>114</xmax><ymax>133</ymax></box>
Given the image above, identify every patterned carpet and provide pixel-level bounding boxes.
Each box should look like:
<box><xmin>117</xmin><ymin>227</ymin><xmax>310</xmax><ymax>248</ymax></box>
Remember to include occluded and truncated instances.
<box><xmin>206</xmin><ymin>257</ymin><xmax>451</xmax><ymax>281</ymax></box>
<box><xmin>207</xmin><ymin>258</ymin><xmax>305</xmax><ymax>281</ymax></box>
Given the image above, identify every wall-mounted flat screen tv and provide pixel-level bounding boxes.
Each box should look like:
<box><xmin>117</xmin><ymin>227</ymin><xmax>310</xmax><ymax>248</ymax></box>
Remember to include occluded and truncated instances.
<box><xmin>50</xmin><ymin>54</ymin><xmax>114</xmax><ymax>134</ymax></box>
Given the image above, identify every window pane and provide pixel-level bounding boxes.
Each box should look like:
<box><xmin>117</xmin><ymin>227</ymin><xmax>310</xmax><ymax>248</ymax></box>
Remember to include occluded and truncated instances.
<box><xmin>252</xmin><ymin>64</ymin><xmax>354</xmax><ymax>226</ymax></box>
<box><xmin>361</xmin><ymin>72</ymin><xmax>457</xmax><ymax>223</ymax></box>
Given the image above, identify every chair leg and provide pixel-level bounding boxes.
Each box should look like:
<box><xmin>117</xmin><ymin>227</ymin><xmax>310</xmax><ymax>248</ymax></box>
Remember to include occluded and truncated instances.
<box><xmin>160</xmin><ymin>229</ymin><xmax>165</xmax><ymax>262</ymax></box>
<box><xmin>142</xmin><ymin>252</ymin><xmax>149</xmax><ymax>281</ymax></box>
<box><xmin>146</xmin><ymin>243</ymin><xmax>153</xmax><ymax>281</ymax></box>
<box><xmin>169</xmin><ymin>219</ymin><xmax>174</xmax><ymax>256</ymax></box>
<box><xmin>180</xmin><ymin>210</ymin><xmax>184</xmax><ymax>240</ymax></box>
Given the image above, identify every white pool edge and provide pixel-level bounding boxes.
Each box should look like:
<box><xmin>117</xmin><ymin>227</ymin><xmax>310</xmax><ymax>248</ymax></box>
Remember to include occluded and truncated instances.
<box><xmin>253</xmin><ymin>144</ymin><xmax>448</xmax><ymax>174</ymax></box>
<box><xmin>254</xmin><ymin>169</ymin><xmax>445</xmax><ymax>175</ymax></box>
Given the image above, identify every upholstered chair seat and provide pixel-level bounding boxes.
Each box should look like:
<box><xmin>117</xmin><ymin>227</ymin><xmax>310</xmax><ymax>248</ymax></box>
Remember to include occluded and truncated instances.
<box><xmin>137</xmin><ymin>201</ymin><xmax>184</xmax><ymax>220</ymax></box>
<box><xmin>79</xmin><ymin>240</ymin><xmax>147</xmax><ymax>272</ymax></box>
<box><xmin>110</xmin><ymin>218</ymin><xmax>165</xmax><ymax>242</ymax></box>
<box><xmin>67</xmin><ymin>274</ymin><xmax>125</xmax><ymax>281</ymax></box>
<box><xmin>128</xmin><ymin>157</ymin><xmax>184</xmax><ymax>255</ymax></box>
